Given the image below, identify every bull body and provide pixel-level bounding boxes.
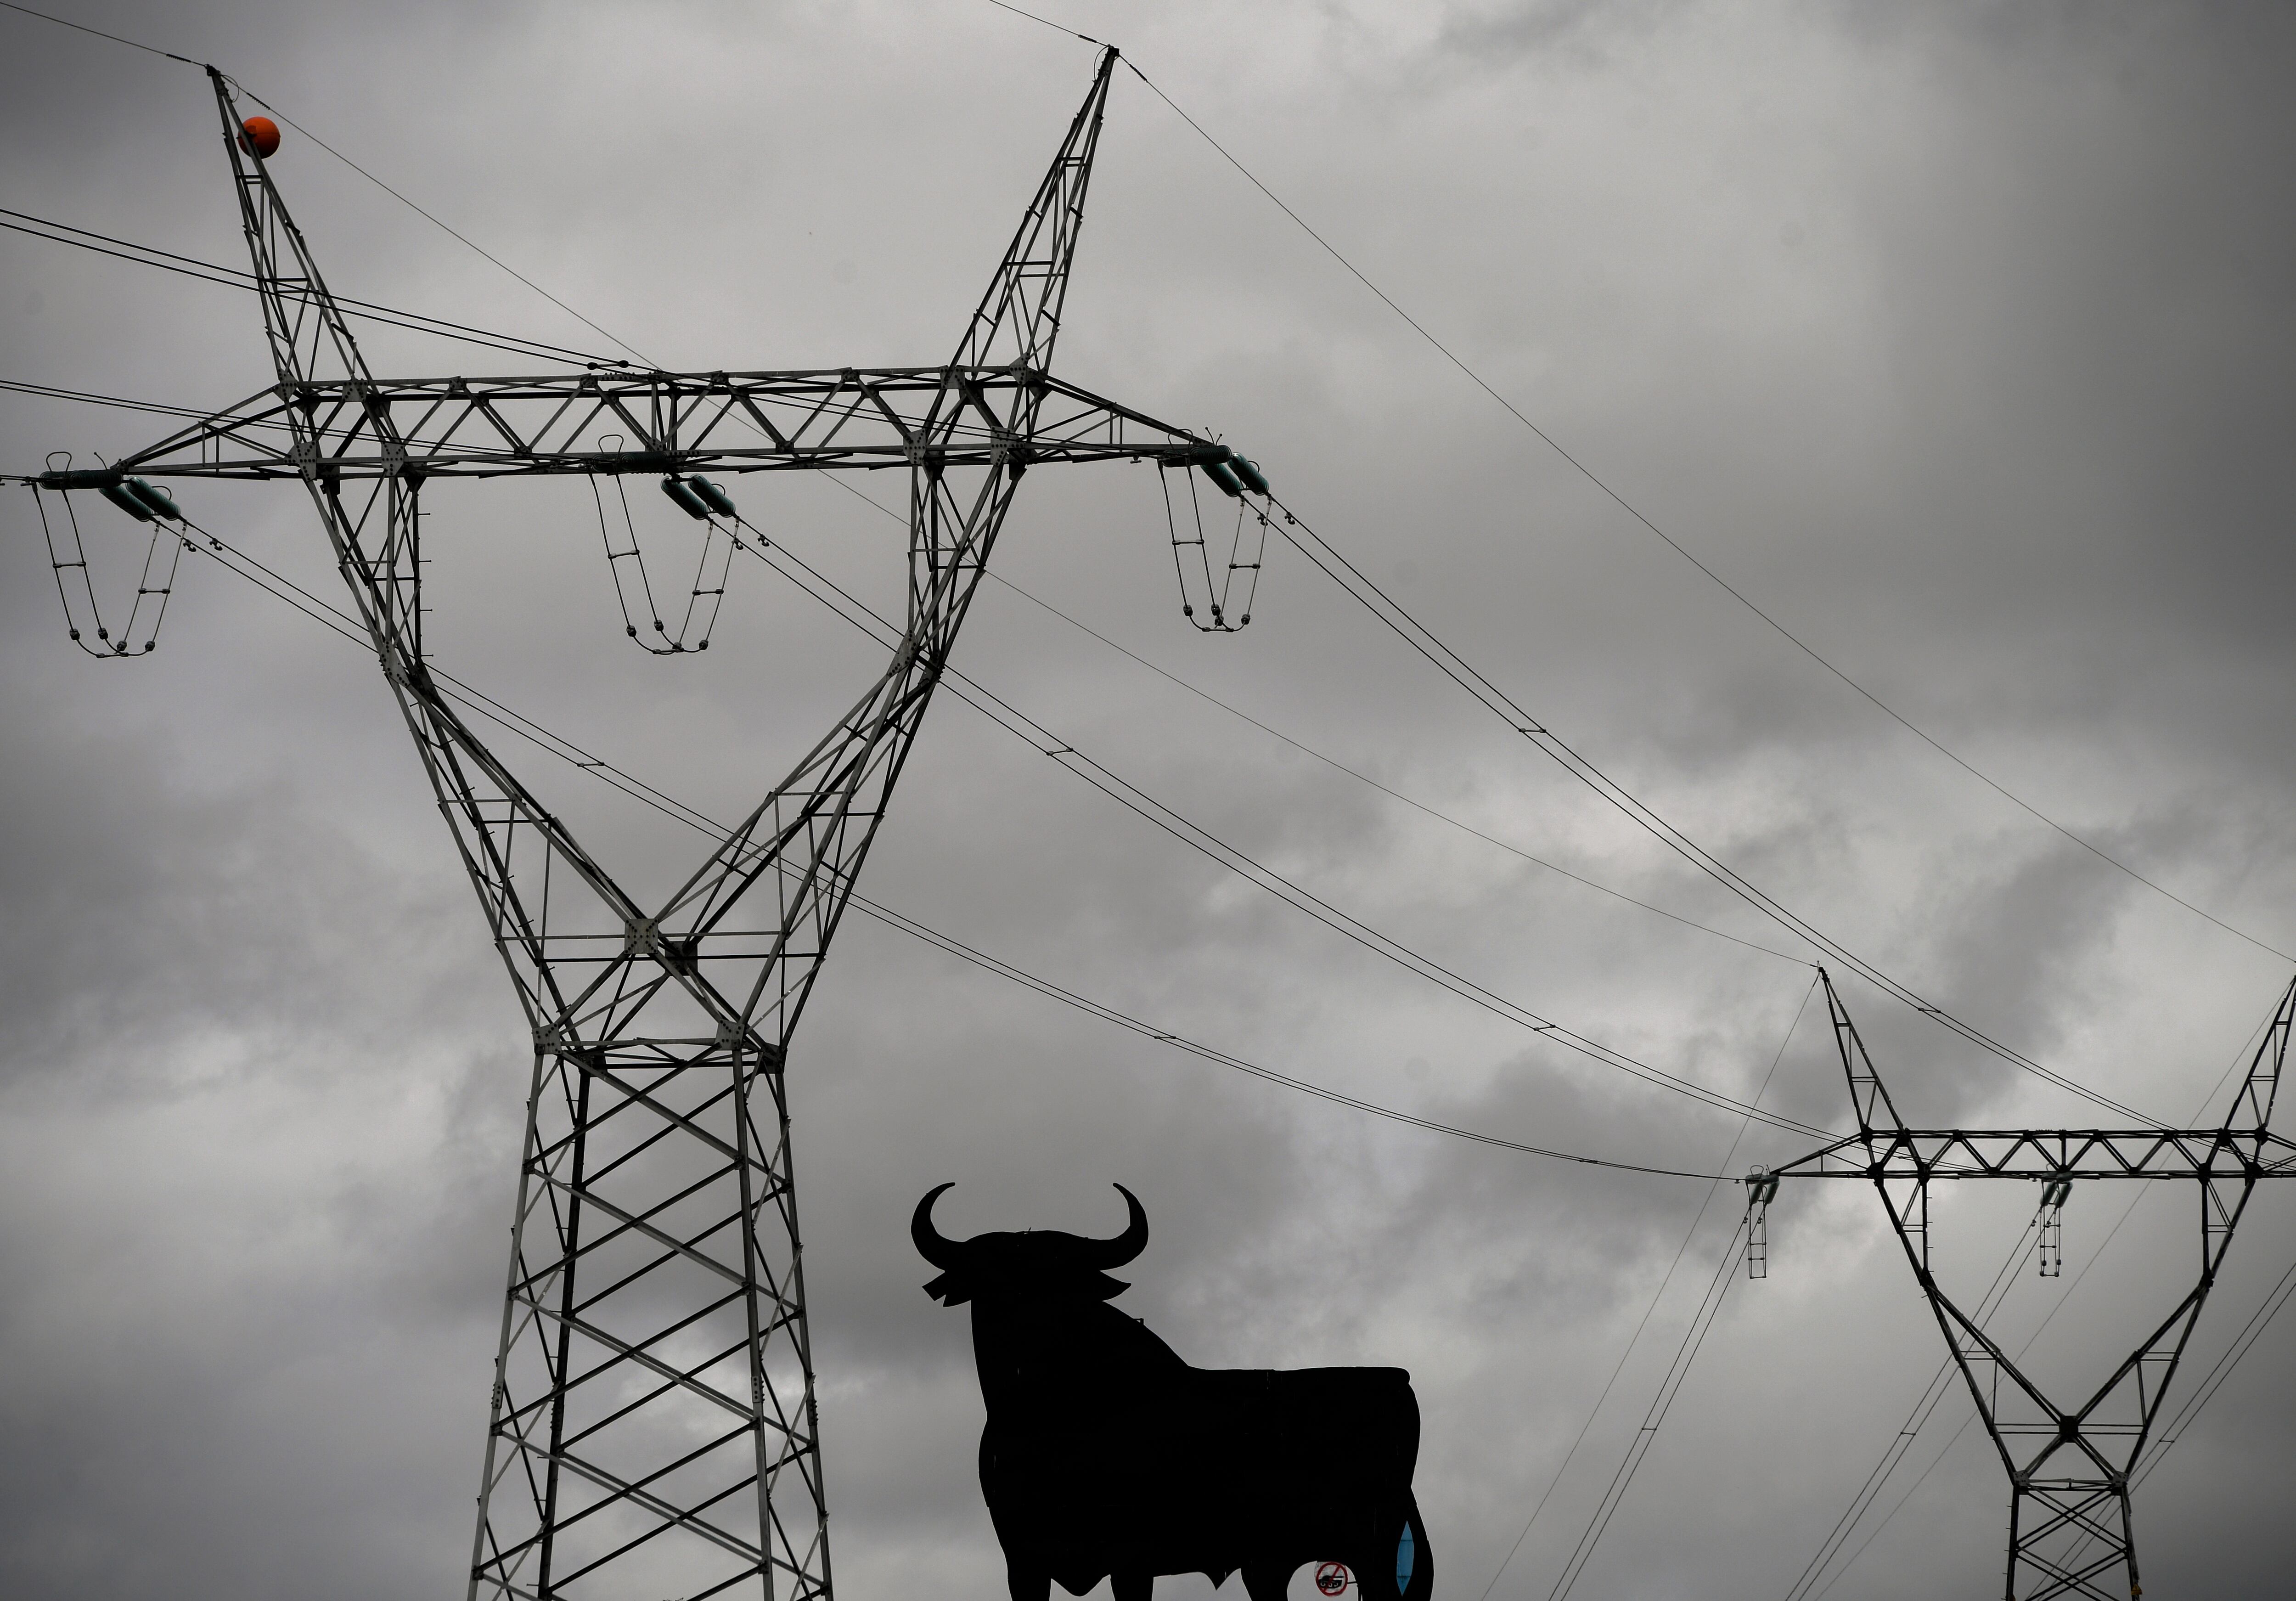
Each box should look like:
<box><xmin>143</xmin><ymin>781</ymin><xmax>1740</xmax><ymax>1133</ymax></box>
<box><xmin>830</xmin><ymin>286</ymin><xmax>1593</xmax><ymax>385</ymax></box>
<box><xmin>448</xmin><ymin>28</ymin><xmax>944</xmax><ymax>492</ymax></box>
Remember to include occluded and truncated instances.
<box><xmin>917</xmin><ymin>1184</ymin><xmax>1432</xmax><ymax>1601</ymax></box>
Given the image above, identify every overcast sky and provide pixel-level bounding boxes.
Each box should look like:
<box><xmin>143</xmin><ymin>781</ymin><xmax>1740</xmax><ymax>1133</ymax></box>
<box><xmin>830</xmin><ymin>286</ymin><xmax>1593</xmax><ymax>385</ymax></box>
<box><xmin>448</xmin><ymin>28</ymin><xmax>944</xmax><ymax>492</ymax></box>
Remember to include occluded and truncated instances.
<box><xmin>5</xmin><ymin>2</ymin><xmax>2295</xmax><ymax>1598</ymax></box>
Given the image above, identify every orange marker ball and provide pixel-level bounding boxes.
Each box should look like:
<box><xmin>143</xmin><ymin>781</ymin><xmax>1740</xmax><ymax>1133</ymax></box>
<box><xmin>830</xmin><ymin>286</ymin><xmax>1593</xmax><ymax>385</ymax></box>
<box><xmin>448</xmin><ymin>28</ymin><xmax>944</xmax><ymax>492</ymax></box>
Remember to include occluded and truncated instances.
<box><xmin>239</xmin><ymin>116</ymin><xmax>281</xmax><ymax>158</ymax></box>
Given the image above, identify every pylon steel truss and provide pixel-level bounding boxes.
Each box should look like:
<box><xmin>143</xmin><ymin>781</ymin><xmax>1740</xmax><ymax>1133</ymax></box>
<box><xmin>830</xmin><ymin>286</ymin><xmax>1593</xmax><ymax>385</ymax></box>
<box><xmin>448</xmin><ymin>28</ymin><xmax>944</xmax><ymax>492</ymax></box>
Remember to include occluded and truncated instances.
<box><xmin>1758</xmin><ymin>971</ymin><xmax>2295</xmax><ymax>1601</ymax></box>
<box><xmin>38</xmin><ymin>50</ymin><xmax>1262</xmax><ymax>1601</ymax></box>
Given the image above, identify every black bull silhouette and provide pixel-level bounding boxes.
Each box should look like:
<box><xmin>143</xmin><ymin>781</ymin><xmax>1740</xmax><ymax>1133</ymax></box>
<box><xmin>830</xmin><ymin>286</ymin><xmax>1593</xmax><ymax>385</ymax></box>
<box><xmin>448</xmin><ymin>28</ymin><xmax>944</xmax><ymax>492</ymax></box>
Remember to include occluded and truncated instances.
<box><xmin>916</xmin><ymin>1184</ymin><xmax>1433</xmax><ymax>1601</ymax></box>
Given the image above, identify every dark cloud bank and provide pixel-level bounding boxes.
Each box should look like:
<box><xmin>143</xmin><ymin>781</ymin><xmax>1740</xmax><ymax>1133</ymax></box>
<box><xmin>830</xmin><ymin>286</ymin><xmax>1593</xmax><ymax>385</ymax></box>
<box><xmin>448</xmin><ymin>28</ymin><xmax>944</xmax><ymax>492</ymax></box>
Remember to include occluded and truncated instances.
<box><xmin>4</xmin><ymin>2</ymin><xmax>2293</xmax><ymax>1598</ymax></box>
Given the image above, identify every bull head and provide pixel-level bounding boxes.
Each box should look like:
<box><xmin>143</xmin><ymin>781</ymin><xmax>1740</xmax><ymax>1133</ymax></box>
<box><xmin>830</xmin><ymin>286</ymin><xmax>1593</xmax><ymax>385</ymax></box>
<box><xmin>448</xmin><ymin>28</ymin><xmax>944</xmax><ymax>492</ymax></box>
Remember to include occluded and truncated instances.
<box><xmin>913</xmin><ymin>1182</ymin><xmax>1149</xmax><ymax>1306</ymax></box>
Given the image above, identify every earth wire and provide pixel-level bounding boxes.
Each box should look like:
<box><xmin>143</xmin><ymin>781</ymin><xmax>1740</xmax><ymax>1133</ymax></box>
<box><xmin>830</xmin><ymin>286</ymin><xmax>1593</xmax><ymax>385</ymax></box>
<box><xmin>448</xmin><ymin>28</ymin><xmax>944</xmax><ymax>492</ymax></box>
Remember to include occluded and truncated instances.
<box><xmin>0</xmin><ymin>0</ymin><xmax>197</xmax><ymax>63</ymax></box>
<box><xmin>1114</xmin><ymin>48</ymin><xmax>2290</xmax><ymax>971</ymax></box>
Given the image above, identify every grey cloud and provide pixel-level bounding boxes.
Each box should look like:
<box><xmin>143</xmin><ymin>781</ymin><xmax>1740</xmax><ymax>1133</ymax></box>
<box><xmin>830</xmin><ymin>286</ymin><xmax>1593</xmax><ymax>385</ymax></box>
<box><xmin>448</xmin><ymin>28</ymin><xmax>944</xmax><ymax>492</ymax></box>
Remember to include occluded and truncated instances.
<box><xmin>5</xmin><ymin>2</ymin><xmax>2295</xmax><ymax>1599</ymax></box>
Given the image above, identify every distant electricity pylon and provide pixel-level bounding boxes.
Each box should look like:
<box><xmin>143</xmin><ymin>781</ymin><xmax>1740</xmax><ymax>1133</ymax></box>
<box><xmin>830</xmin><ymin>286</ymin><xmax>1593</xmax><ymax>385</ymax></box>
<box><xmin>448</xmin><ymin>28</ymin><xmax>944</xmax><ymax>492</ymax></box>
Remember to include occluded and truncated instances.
<box><xmin>34</xmin><ymin>50</ymin><xmax>1267</xmax><ymax>1601</ymax></box>
<box><xmin>1751</xmin><ymin>970</ymin><xmax>2295</xmax><ymax>1601</ymax></box>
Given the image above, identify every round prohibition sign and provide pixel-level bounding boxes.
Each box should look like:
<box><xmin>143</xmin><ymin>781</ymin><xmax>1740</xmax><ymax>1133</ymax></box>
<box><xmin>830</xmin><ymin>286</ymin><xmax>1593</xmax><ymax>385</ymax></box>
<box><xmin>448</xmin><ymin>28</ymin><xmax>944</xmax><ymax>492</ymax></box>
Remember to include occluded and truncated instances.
<box><xmin>1315</xmin><ymin>1562</ymin><xmax>1353</xmax><ymax>1595</ymax></box>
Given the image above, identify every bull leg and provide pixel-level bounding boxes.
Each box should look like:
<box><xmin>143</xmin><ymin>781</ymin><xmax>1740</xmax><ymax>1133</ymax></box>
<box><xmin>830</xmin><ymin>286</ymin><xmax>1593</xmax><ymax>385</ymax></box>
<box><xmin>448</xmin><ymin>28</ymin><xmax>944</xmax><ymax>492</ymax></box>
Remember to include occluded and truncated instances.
<box><xmin>1006</xmin><ymin>1562</ymin><xmax>1051</xmax><ymax>1601</ymax></box>
<box><xmin>1240</xmin><ymin>1561</ymin><xmax>1292</xmax><ymax>1601</ymax></box>
<box><xmin>1111</xmin><ymin>1572</ymin><xmax>1154</xmax><ymax>1601</ymax></box>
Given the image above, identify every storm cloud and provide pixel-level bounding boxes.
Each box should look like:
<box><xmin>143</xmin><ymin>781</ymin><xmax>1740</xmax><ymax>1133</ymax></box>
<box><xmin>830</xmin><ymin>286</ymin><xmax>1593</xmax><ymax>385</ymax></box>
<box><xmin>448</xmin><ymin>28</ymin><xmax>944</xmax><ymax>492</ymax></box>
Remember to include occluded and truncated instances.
<box><xmin>4</xmin><ymin>2</ymin><xmax>2294</xmax><ymax>1598</ymax></box>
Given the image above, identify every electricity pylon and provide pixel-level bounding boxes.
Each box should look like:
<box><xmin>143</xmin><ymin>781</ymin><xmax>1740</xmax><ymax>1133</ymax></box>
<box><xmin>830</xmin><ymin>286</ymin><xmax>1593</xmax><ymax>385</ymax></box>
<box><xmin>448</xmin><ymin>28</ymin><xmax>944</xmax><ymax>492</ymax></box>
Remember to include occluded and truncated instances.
<box><xmin>37</xmin><ymin>50</ymin><xmax>1259</xmax><ymax>1601</ymax></box>
<box><xmin>1754</xmin><ymin>971</ymin><xmax>2296</xmax><ymax>1601</ymax></box>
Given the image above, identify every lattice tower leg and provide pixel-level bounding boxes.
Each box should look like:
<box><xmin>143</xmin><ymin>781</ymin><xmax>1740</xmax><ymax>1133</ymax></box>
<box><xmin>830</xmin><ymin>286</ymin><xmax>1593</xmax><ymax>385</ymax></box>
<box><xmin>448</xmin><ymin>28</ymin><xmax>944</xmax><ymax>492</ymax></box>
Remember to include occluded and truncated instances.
<box><xmin>2008</xmin><ymin>1480</ymin><xmax>2137</xmax><ymax>1601</ymax></box>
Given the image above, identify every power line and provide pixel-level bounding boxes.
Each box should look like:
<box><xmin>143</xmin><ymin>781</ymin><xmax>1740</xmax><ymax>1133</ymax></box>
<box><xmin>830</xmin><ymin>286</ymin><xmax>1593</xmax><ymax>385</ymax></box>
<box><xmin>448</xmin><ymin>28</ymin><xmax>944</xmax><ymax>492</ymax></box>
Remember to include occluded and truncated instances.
<box><xmin>981</xmin><ymin>0</ymin><xmax>1103</xmax><ymax>47</ymax></box>
<box><xmin>0</xmin><ymin>0</ymin><xmax>648</xmax><ymax>364</ymax></box>
<box><xmin>24</xmin><ymin>15</ymin><xmax>2290</xmax><ymax>1582</ymax></box>
<box><xmin>1266</xmin><ymin>494</ymin><xmax>2153</xmax><ymax>1123</ymax></box>
<box><xmin>1</xmin><ymin>16</ymin><xmax>1828</xmax><ymax>1143</ymax></box>
<box><xmin>158</xmin><ymin>506</ymin><xmax>1745</xmax><ymax>1182</ymax></box>
<box><xmin>802</xmin><ymin>472</ymin><xmax>1806</xmax><ymax>967</ymax></box>
<box><xmin>1116</xmin><ymin>53</ymin><xmax>2292</xmax><ymax>971</ymax></box>
<box><xmin>1476</xmin><ymin>975</ymin><xmax>1818</xmax><ymax>1601</ymax></box>
<box><xmin>0</xmin><ymin>208</ymin><xmax>614</xmax><ymax>365</ymax></box>
<box><xmin>14</xmin><ymin>0</ymin><xmax>2204</xmax><ymax>1212</ymax></box>
<box><xmin>0</xmin><ymin>378</ymin><xmax>290</xmax><ymax>430</ymax></box>
<box><xmin>1548</xmin><ymin>1212</ymin><xmax>1749</xmax><ymax>1599</ymax></box>
<box><xmin>1804</xmin><ymin>1374</ymin><xmax>1979</xmax><ymax>1599</ymax></box>
<box><xmin>221</xmin><ymin>90</ymin><xmax>653</xmax><ymax>365</ymax></box>
<box><xmin>726</xmin><ymin>512</ymin><xmax>1833</xmax><ymax>1139</ymax></box>
<box><xmin>971</xmin><ymin>39</ymin><xmax>2296</xmax><ymax>1535</ymax></box>
<box><xmin>13</xmin><ymin>0</ymin><xmax>1993</xmax><ymax>1125</ymax></box>
<box><xmin>0</xmin><ymin>0</ymin><xmax>197</xmax><ymax>63</ymax></box>
<box><xmin>2134</xmin><ymin>1249</ymin><xmax>2296</xmax><ymax>1485</ymax></box>
<box><xmin>985</xmin><ymin>570</ymin><xmax>1807</xmax><ymax>966</ymax></box>
<box><xmin>17</xmin><ymin>413</ymin><xmax>1821</xmax><ymax>1144</ymax></box>
<box><xmin>45</xmin><ymin>7</ymin><xmax>1764</xmax><ymax>1147</ymax></box>
<box><xmin>21</xmin><ymin>0</ymin><xmax>2283</xmax><ymax>1095</ymax></box>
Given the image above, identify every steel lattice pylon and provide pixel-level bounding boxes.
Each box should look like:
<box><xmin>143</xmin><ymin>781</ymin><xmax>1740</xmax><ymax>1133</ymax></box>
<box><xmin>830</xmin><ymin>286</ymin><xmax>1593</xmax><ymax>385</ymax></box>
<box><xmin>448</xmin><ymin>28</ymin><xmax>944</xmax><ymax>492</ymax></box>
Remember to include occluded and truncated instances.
<box><xmin>1758</xmin><ymin>971</ymin><xmax>2296</xmax><ymax>1600</ymax></box>
<box><xmin>39</xmin><ymin>49</ymin><xmax>1258</xmax><ymax>1601</ymax></box>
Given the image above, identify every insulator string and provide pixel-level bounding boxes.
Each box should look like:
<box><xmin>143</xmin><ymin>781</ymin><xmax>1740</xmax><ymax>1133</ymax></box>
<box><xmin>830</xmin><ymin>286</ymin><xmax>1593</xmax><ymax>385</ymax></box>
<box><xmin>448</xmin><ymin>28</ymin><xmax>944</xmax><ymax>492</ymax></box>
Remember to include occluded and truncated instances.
<box><xmin>1157</xmin><ymin>457</ymin><xmax>1272</xmax><ymax>633</ymax></box>
<box><xmin>31</xmin><ymin>479</ymin><xmax>189</xmax><ymax>656</ymax></box>
<box><xmin>584</xmin><ymin>447</ymin><xmax>740</xmax><ymax>655</ymax></box>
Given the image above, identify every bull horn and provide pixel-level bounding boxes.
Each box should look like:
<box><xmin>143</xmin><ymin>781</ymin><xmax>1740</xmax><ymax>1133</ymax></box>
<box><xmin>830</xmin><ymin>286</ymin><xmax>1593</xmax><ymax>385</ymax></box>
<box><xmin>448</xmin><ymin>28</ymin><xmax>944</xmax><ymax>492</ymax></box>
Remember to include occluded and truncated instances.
<box><xmin>1079</xmin><ymin>1183</ymin><xmax>1148</xmax><ymax>1268</ymax></box>
<box><xmin>912</xmin><ymin>1182</ymin><xmax>962</xmax><ymax>1269</ymax></box>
